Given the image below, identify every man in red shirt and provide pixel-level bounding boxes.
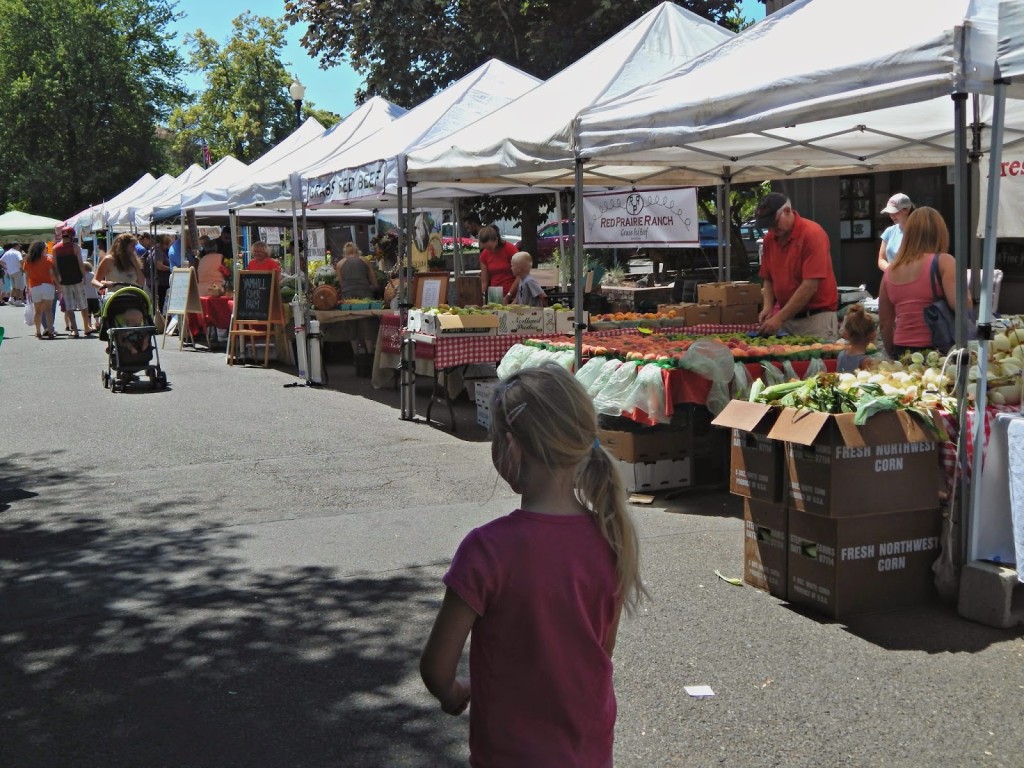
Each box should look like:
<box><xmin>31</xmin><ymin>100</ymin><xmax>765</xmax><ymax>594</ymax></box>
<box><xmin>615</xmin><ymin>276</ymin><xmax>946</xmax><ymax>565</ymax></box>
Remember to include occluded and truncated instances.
<box><xmin>755</xmin><ymin>192</ymin><xmax>839</xmax><ymax>340</ymax></box>
<box><xmin>53</xmin><ymin>227</ymin><xmax>95</xmax><ymax>336</ymax></box>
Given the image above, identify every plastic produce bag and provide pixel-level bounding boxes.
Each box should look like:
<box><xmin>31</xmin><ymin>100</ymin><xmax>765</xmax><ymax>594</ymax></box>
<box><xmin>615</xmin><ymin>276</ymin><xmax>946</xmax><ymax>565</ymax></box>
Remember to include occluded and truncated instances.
<box><xmin>497</xmin><ymin>343</ymin><xmax>535</xmax><ymax>378</ymax></box>
<box><xmin>803</xmin><ymin>357</ymin><xmax>827</xmax><ymax>378</ymax></box>
<box><xmin>732</xmin><ymin>361</ymin><xmax>754</xmax><ymax>400</ymax></box>
<box><xmin>620</xmin><ymin>363</ymin><xmax>671</xmax><ymax>423</ymax></box>
<box><xmin>593</xmin><ymin>360</ymin><xmax>640</xmax><ymax>416</ymax></box>
<box><xmin>585</xmin><ymin>358</ymin><xmax>626</xmax><ymax>398</ymax></box>
<box><xmin>760</xmin><ymin>361</ymin><xmax>785</xmax><ymax>386</ymax></box>
<box><xmin>782</xmin><ymin>360</ymin><xmax>800</xmax><ymax>381</ymax></box>
<box><xmin>575</xmin><ymin>356</ymin><xmax>610</xmax><ymax>390</ymax></box>
<box><xmin>677</xmin><ymin>339</ymin><xmax>736</xmax><ymax>416</ymax></box>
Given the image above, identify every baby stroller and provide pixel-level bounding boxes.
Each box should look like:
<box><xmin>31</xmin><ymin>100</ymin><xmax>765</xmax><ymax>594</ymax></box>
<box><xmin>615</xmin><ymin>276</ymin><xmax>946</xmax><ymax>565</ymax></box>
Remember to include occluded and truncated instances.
<box><xmin>99</xmin><ymin>285</ymin><xmax>168</xmax><ymax>392</ymax></box>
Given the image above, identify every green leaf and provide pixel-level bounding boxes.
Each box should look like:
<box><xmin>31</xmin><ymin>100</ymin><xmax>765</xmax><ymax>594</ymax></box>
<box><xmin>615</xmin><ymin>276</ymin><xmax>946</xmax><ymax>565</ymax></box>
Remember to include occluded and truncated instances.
<box><xmin>714</xmin><ymin>569</ymin><xmax>743</xmax><ymax>587</ymax></box>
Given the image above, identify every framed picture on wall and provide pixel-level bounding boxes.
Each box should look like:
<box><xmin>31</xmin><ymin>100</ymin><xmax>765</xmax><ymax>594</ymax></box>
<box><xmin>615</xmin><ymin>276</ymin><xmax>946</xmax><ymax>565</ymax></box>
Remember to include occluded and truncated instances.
<box><xmin>413</xmin><ymin>271</ymin><xmax>450</xmax><ymax>308</ymax></box>
<box><xmin>839</xmin><ymin>175</ymin><xmax>874</xmax><ymax>241</ymax></box>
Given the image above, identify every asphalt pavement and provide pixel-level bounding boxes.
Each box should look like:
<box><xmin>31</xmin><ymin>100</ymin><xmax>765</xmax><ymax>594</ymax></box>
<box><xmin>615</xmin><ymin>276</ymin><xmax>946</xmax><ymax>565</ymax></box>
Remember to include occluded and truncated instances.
<box><xmin>1</xmin><ymin>303</ymin><xmax>1022</xmax><ymax>767</ymax></box>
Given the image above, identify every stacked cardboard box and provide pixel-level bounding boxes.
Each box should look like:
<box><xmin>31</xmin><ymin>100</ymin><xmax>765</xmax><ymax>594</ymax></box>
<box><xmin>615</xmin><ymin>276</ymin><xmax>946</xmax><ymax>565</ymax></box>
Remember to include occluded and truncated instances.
<box><xmin>697</xmin><ymin>281</ymin><xmax>762</xmax><ymax>324</ymax></box>
<box><xmin>713</xmin><ymin>400</ymin><xmax>942</xmax><ymax>618</ymax></box>
<box><xmin>598</xmin><ymin>419</ymin><xmax>691</xmax><ymax>493</ymax></box>
<box><xmin>656</xmin><ymin>303</ymin><xmax>721</xmax><ymax>325</ymax></box>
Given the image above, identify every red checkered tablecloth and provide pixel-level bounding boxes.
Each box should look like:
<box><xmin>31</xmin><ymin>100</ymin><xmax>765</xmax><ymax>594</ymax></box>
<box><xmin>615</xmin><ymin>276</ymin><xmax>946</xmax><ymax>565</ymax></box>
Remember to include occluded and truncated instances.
<box><xmin>935</xmin><ymin>405</ymin><xmax>1020</xmax><ymax>494</ymax></box>
<box><xmin>379</xmin><ymin>312</ymin><xmax>628</xmax><ymax>369</ymax></box>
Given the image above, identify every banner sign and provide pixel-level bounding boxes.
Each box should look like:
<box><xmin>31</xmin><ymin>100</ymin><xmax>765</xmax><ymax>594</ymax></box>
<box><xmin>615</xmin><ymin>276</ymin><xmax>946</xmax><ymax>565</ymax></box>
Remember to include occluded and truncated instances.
<box><xmin>581</xmin><ymin>187</ymin><xmax>700</xmax><ymax>247</ymax></box>
<box><xmin>306</xmin><ymin>159</ymin><xmax>390</xmax><ymax>206</ymax></box>
<box><xmin>306</xmin><ymin>228</ymin><xmax>326</xmax><ymax>263</ymax></box>
<box><xmin>978</xmin><ymin>157</ymin><xmax>1024</xmax><ymax>238</ymax></box>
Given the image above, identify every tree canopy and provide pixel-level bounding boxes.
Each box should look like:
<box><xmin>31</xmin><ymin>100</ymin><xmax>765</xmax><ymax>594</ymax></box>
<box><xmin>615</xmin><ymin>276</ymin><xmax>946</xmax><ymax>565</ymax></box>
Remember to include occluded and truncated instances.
<box><xmin>0</xmin><ymin>0</ymin><xmax>186</xmax><ymax>218</ymax></box>
<box><xmin>284</xmin><ymin>0</ymin><xmax>747</xmax><ymax>108</ymax></box>
<box><xmin>167</xmin><ymin>13</ymin><xmax>299</xmax><ymax>169</ymax></box>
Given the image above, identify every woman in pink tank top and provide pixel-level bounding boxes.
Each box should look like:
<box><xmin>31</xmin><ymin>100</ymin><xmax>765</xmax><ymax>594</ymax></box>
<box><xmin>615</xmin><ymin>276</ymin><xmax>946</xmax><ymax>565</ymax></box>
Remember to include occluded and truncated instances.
<box><xmin>878</xmin><ymin>207</ymin><xmax>967</xmax><ymax>357</ymax></box>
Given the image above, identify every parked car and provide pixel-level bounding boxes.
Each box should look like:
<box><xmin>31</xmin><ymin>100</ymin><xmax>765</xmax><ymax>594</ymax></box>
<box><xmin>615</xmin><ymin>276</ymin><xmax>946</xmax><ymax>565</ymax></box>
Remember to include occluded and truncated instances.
<box><xmin>440</xmin><ymin>221</ymin><xmax>476</xmax><ymax>249</ymax></box>
<box><xmin>698</xmin><ymin>220</ymin><xmax>721</xmax><ymax>249</ymax></box>
<box><xmin>740</xmin><ymin>223</ymin><xmax>765</xmax><ymax>264</ymax></box>
<box><xmin>536</xmin><ymin>219</ymin><xmax>575</xmax><ymax>260</ymax></box>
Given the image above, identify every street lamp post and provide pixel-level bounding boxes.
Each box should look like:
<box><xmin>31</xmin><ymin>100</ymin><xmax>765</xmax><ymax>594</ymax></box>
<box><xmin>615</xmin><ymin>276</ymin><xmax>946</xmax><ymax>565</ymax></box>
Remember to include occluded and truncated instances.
<box><xmin>289</xmin><ymin>77</ymin><xmax>306</xmax><ymax>130</ymax></box>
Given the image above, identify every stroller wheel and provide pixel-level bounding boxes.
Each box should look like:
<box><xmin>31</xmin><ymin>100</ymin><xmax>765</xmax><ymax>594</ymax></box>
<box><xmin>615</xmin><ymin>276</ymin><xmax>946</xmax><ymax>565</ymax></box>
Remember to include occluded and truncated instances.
<box><xmin>101</xmin><ymin>370</ymin><xmax>109</xmax><ymax>389</ymax></box>
<box><xmin>158</xmin><ymin>371</ymin><xmax>168</xmax><ymax>388</ymax></box>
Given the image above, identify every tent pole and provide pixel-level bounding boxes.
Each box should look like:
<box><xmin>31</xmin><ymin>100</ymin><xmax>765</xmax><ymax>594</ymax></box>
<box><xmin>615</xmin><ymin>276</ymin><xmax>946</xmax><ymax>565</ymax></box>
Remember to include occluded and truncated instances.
<box><xmin>723</xmin><ymin>167</ymin><xmax>732</xmax><ymax>282</ymax></box>
<box><xmin>555</xmin><ymin>192</ymin><xmax>567</xmax><ymax>289</ymax></box>
<box><xmin>452</xmin><ymin>198</ymin><xmax>462</xmax><ymax>279</ymax></box>
<box><xmin>715</xmin><ymin>183</ymin><xmax>724</xmax><ymax>282</ymax></box>
<box><xmin>967</xmin><ymin>80</ymin><xmax>1008</xmax><ymax>563</ymax></box>
<box><xmin>950</xmin><ymin>92</ymin><xmax>973</xmax><ymax>574</ymax></box>
<box><xmin>574</xmin><ymin>159</ymin><xmax>585</xmax><ymax>368</ymax></box>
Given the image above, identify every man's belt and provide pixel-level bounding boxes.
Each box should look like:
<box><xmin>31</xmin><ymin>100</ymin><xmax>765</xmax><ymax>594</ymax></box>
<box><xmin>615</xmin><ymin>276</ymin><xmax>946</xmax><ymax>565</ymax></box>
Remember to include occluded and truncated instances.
<box><xmin>792</xmin><ymin>308</ymin><xmax>833</xmax><ymax>319</ymax></box>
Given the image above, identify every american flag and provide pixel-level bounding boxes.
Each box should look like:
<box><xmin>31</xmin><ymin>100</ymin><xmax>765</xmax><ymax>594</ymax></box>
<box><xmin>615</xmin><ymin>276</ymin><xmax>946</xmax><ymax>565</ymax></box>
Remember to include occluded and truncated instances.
<box><xmin>201</xmin><ymin>139</ymin><xmax>212</xmax><ymax>168</ymax></box>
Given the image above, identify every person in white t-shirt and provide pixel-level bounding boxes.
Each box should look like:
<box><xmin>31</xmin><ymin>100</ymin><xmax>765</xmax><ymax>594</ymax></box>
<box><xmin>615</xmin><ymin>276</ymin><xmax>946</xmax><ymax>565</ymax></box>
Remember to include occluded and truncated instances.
<box><xmin>1</xmin><ymin>243</ymin><xmax>25</xmax><ymax>305</ymax></box>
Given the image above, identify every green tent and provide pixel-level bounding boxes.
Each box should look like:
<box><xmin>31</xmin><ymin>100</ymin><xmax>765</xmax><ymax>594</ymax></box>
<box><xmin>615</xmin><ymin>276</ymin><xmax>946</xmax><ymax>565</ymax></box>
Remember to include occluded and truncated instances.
<box><xmin>0</xmin><ymin>210</ymin><xmax>63</xmax><ymax>242</ymax></box>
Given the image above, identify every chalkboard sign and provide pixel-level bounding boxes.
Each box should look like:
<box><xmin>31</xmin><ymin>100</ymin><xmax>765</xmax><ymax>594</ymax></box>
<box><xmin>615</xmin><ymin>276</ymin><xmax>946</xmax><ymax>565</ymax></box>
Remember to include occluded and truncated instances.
<box><xmin>235</xmin><ymin>270</ymin><xmax>283</xmax><ymax>322</ymax></box>
<box><xmin>166</xmin><ymin>267</ymin><xmax>202</xmax><ymax>317</ymax></box>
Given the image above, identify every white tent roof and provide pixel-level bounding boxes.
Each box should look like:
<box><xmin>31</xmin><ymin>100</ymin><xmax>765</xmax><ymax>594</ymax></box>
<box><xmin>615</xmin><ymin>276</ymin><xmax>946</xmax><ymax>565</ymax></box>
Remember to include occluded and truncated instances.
<box><xmin>169</xmin><ymin>116</ymin><xmax>326</xmax><ymax>217</ymax></box>
<box><xmin>406</xmin><ymin>2</ymin><xmax>733</xmax><ymax>189</ymax></box>
<box><xmin>107</xmin><ymin>167</ymin><xmax>206</xmax><ymax>227</ymax></box>
<box><xmin>142</xmin><ymin>156</ymin><xmax>249</xmax><ymax>224</ymax></box>
<box><xmin>571</xmin><ymin>0</ymin><xmax>1005</xmax><ymax>186</ymax></box>
<box><xmin>997</xmin><ymin>0</ymin><xmax>1024</xmax><ymax>80</ymax></box>
<box><xmin>304</xmin><ymin>59</ymin><xmax>542</xmax><ymax>207</ymax></box>
<box><xmin>64</xmin><ymin>173</ymin><xmax>158</xmax><ymax>230</ymax></box>
<box><xmin>211</xmin><ymin>97</ymin><xmax>407</xmax><ymax>214</ymax></box>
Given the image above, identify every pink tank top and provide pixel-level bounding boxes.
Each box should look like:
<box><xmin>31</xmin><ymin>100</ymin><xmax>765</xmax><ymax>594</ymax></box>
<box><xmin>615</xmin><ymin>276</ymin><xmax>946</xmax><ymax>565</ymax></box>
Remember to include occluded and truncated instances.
<box><xmin>883</xmin><ymin>254</ymin><xmax>938</xmax><ymax>348</ymax></box>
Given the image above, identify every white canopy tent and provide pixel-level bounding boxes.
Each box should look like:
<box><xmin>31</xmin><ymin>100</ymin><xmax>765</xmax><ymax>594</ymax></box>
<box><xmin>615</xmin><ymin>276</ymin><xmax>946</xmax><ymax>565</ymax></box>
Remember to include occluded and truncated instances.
<box><xmin>106</xmin><ymin>166</ymin><xmax>204</xmax><ymax>228</ymax></box>
<box><xmin>157</xmin><ymin>116</ymin><xmax>327</xmax><ymax>220</ymax></box>
<box><xmin>572</xmin><ymin>0</ymin><xmax>1017</xmax><ymax>596</ymax></box>
<box><xmin>405</xmin><ymin>2</ymin><xmax>733</xmax><ymax>190</ymax></box>
<box><xmin>219</xmin><ymin>97</ymin><xmax>407</xmax><ymax>214</ymax></box>
<box><xmin>64</xmin><ymin>173</ymin><xmax>157</xmax><ymax>231</ymax></box>
<box><xmin>303</xmin><ymin>59</ymin><xmax>542</xmax><ymax>209</ymax></box>
<box><xmin>140</xmin><ymin>156</ymin><xmax>249</xmax><ymax>227</ymax></box>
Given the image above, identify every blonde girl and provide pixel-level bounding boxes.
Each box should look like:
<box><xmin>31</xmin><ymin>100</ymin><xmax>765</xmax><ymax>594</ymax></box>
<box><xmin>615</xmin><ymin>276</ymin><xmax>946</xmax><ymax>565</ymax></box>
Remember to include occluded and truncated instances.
<box><xmin>421</xmin><ymin>363</ymin><xmax>646</xmax><ymax>767</ymax></box>
<box><xmin>837</xmin><ymin>304</ymin><xmax>877</xmax><ymax>372</ymax></box>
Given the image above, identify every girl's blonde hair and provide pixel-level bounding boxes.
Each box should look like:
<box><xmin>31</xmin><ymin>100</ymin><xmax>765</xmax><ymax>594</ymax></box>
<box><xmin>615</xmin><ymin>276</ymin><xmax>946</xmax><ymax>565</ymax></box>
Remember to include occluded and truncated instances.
<box><xmin>343</xmin><ymin>241</ymin><xmax>362</xmax><ymax>258</ymax></box>
<box><xmin>841</xmin><ymin>304</ymin><xmax>876</xmax><ymax>343</ymax></box>
<box><xmin>250</xmin><ymin>240</ymin><xmax>270</xmax><ymax>258</ymax></box>
<box><xmin>892</xmin><ymin>206</ymin><xmax>949</xmax><ymax>268</ymax></box>
<box><xmin>489</xmin><ymin>363</ymin><xmax>647</xmax><ymax>613</ymax></box>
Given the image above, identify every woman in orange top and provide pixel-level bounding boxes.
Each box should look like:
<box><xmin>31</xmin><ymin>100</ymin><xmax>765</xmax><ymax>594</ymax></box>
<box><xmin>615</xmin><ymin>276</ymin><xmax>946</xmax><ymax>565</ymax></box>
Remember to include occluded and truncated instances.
<box><xmin>23</xmin><ymin>240</ymin><xmax>59</xmax><ymax>339</ymax></box>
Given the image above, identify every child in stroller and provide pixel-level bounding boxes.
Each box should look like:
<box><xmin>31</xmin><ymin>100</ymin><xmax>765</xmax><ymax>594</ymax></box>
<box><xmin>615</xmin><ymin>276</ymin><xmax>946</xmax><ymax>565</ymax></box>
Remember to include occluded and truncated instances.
<box><xmin>99</xmin><ymin>285</ymin><xmax>168</xmax><ymax>392</ymax></box>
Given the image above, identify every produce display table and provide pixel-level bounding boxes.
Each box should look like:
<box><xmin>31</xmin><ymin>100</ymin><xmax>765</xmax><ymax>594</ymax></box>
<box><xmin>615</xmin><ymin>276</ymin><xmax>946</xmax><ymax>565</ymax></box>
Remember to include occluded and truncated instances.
<box><xmin>187</xmin><ymin>295</ymin><xmax>233</xmax><ymax>346</ymax></box>
<box><xmin>934</xmin><ymin>405</ymin><xmax>1020</xmax><ymax>497</ymax></box>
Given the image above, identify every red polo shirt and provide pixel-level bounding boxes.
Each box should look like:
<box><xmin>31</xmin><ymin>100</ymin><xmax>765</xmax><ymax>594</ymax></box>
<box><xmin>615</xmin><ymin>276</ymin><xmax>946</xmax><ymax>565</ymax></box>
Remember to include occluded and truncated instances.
<box><xmin>759</xmin><ymin>211</ymin><xmax>838</xmax><ymax>312</ymax></box>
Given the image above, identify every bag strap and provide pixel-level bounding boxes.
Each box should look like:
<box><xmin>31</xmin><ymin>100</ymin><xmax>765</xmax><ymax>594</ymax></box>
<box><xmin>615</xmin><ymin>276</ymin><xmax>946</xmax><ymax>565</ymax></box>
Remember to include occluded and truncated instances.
<box><xmin>929</xmin><ymin>254</ymin><xmax>943</xmax><ymax>301</ymax></box>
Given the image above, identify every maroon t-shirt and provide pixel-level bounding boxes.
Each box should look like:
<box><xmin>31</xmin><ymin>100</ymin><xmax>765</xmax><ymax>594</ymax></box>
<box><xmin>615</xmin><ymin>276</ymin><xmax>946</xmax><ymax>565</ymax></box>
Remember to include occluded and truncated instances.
<box><xmin>445</xmin><ymin>509</ymin><xmax>618</xmax><ymax>768</ymax></box>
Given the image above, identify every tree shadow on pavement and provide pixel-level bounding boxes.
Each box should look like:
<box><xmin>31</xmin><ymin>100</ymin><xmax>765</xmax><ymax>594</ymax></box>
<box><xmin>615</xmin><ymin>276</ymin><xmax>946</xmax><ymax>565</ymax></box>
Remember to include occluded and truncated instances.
<box><xmin>1</xmin><ymin>499</ymin><xmax>467</xmax><ymax>767</ymax></box>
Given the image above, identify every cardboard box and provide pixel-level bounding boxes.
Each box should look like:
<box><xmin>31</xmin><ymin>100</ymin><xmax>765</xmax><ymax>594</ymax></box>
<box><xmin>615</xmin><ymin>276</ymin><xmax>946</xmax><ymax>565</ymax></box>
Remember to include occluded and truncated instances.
<box><xmin>542</xmin><ymin>308</ymin><xmax>587</xmax><ymax>334</ymax></box>
<box><xmin>420</xmin><ymin>312</ymin><xmax>498</xmax><ymax>336</ymax></box>
<box><xmin>494</xmin><ymin>310</ymin><xmax>518</xmax><ymax>335</ymax></box>
<box><xmin>711</xmin><ymin>400</ymin><xmax>784</xmax><ymax>502</ymax></box>
<box><xmin>787</xmin><ymin>507</ymin><xmax>942</xmax><ymax>618</ymax></box>
<box><xmin>697</xmin><ymin>281</ymin><xmax>762</xmax><ymax>306</ymax></box>
<box><xmin>598</xmin><ymin>426</ymin><xmax>690</xmax><ymax>463</ymax></box>
<box><xmin>718</xmin><ymin>303</ymin><xmax>760</xmax><ymax>324</ymax></box>
<box><xmin>768</xmin><ymin>408</ymin><xmax>940</xmax><ymax>517</ymax></box>
<box><xmin>683</xmin><ymin>304</ymin><xmax>721</xmax><ymax>326</ymax></box>
<box><xmin>744</xmin><ymin>499</ymin><xmax>788</xmax><ymax>598</ymax></box>
<box><xmin>512</xmin><ymin>308</ymin><xmax>545</xmax><ymax>334</ymax></box>
<box><xmin>614</xmin><ymin>457</ymin><xmax>691</xmax><ymax>493</ymax></box>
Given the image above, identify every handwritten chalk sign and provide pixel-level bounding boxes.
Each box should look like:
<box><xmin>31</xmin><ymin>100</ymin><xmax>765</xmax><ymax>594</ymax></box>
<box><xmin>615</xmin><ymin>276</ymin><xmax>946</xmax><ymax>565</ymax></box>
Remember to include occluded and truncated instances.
<box><xmin>166</xmin><ymin>267</ymin><xmax>202</xmax><ymax>316</ymax></box>
<box><xmin>163</xmin><ymin>267</ymin><xmax>203</xmax><ymax>350</ymax></box>
<box><xmin>234</xmin><ymin>270</ymin><xmax>283</xmax><ymax>323</ymax></box>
